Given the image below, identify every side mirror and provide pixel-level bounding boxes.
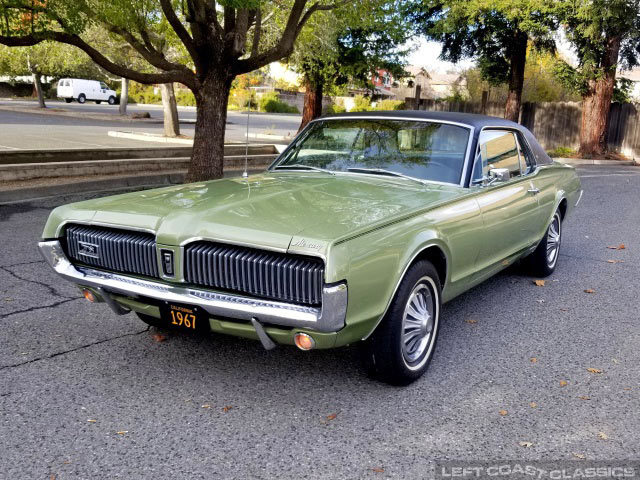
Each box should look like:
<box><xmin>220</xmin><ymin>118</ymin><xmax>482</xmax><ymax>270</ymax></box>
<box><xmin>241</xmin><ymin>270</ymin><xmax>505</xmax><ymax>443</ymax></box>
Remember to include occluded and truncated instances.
<box><xmin>489</xmin><ymin>168</ymin><xmax>511</xmax><ymax>183</ymax></box>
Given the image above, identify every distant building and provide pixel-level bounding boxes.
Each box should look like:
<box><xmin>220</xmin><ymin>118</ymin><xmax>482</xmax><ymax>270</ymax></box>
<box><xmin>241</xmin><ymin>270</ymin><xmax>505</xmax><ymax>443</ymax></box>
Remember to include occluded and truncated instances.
<box><xmin>395</xmin><ymin>66</ymin><xmax>468</xmax><ymax>100</ymax></box>
<box><xmin>619</xmin><ymin>68</ymin><xmax>640</xmax><ymax>101</ymax></box>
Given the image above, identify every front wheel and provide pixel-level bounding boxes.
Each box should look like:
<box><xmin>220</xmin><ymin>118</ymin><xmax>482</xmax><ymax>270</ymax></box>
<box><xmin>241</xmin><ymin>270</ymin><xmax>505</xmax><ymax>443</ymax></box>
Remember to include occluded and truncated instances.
<box><xmin>77</xmin><ymin>94</ymin><xmax>86</xmax><ymax>104</ymax></box>
<box><xmin>526</xmin><ymin>209</ymin><xmax>562</xmax><ymax>277</ymax></box>
<box><xmin>360</xmin><ymin>260</ymin><xmax>442</xmax><ymax>385</ymax></box>
<box><xmin>108</xmin><ymin>96</ymin><xmax>116</xmax><ymax>105</ymax></box>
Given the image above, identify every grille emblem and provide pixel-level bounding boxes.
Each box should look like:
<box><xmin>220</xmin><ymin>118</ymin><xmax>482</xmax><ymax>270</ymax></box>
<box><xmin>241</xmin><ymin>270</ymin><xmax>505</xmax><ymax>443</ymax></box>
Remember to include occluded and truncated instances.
<box><xmin>78</xmin><ymin>241</ymin><xmax>99</xmax><ymax>258</ymax></box>
<box><xmin>161</xmin><ymin>249</ymin><xmax>175</xmax><ymax>276</ymax></box>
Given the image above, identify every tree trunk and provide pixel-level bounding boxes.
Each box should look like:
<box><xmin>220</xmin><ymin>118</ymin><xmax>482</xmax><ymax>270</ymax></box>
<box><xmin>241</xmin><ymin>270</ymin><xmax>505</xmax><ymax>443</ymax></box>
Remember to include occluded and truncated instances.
<box><xmin>298</xmin><ymin>79</ymin><xmax>323</xmax><ymax>132</ymax></box>
<box><xmin>32</xmin><ymin>72</ymin><xmax>45</xmax><ymax>108</ymax></box>
<box><xmin>160</xmin><ymin>82</ymin><xmax>180</xmax><ymax>137</ymax></box>
<box><xmin>578</xmin><ymin>36</ymin><xmax>621</xmax><ymax>157</ymax></box>
<box><xmin>119</xmin><ymin>77</ymin><xmax>129</xmax><ymax>115</ymax></box>
<box><xmin>504</xmin><ymin>31</ymin><xmax>528</xmax><ymax>122</ymax></box>
<box><xmin>185</xmin><ymin>72</ymin><xmax>233</xmax><ymax>182</ymax></box>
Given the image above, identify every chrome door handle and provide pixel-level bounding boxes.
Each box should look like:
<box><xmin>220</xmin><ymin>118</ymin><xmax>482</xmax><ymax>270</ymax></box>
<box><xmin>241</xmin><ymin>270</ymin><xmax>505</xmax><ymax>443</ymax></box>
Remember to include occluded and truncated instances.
<box><xmin>527</xmin><ymin>187</ymin><xmax>540</xmax><ymax>194</ymax></box>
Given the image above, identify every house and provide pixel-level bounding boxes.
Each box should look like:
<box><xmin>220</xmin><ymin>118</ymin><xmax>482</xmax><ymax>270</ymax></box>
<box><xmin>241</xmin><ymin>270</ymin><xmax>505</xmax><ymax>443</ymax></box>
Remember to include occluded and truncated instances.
<box><xmin>394</xmin><ymin>66</ymin><xmax>468</xmax><ymax>100</ymax></box>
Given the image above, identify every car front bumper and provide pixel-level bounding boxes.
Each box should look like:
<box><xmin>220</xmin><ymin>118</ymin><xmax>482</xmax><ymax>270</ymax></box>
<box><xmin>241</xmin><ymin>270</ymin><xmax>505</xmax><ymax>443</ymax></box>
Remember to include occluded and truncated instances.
<box><xmin>38</xmin><ymin>240</ymin><xmax>348</xmax><ymax>334</ymax></box>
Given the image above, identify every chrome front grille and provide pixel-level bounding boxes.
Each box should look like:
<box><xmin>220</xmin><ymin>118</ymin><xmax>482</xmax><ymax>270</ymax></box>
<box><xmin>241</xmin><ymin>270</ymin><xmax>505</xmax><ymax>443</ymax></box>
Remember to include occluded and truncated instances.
<box><xmin>64</xmin><ymin>224</ymin><xmax>159</xmax><ymax>278</ymax></box>
<box><xmin>184</xmin><ymin>242</ymin><xmax>324</xmax><ymax>306</ymax></box>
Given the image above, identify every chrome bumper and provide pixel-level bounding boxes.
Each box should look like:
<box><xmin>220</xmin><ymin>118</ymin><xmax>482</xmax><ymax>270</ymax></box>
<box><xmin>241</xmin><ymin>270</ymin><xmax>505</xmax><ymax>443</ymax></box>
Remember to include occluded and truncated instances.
<box><xmin>38</xmin><ymin>240</ymin><xmax>347</xmax><ymax>333</ymax></box>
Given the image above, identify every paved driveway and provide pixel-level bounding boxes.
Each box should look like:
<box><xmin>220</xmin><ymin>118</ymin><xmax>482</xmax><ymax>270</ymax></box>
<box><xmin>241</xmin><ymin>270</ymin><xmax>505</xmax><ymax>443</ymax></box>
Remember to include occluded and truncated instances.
<box><xmin>1</xmin><ymin>165</ymin><xmax>639</xmax><ymax>479</ymax></box>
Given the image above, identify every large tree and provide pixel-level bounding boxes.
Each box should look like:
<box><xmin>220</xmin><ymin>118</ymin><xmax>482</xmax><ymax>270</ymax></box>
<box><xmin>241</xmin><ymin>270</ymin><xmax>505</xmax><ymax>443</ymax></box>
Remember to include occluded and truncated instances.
<box><xmin>415</xmin><ymin>0</ymin><xmax>557</xmax><ymax>121</ymax></box>
<box><xmin>555</xmin><ymin>0</ymin><xmax>640</xmax><ymax>156</ymax></box>
<box><xmin>0</xmin><ymin>0</ymin><xmax>346</xmax><ymax>182</ymax></box>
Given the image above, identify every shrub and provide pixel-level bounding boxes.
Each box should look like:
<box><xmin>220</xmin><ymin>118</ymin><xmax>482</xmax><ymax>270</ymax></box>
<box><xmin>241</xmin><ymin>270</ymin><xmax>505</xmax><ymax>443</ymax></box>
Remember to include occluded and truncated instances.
<box><xmin>326</xmin><ymin>103</ymin><xmax>346</xmax><ymax>114</ymax></box>
<box><xmin>548</xmin><ymin>146</ymin><xmax>575</xmax><ymax>158</ymax></box>
<box><xmin>372</xmin><ymin>99</ymin><xmax>405</xmax><ymax>111</ymax></box>
<box><xmin>350</xmin><ymin>95</ymin><xmax>371</xmax><ymax>112</ymax></box>
<box><xmin>175</xmin><ymin>90</ymin><xmax>196</xmax><ymax>107</ymax></box>
<box><xmin>258</xmin><ymin>92</ymin><xmax>299</xmax><ymax>113</ymax></box>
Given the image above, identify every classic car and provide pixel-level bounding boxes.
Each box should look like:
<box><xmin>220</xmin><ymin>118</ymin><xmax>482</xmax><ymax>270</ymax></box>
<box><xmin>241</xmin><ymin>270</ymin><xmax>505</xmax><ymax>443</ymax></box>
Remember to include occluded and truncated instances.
<box><xmin>39</xmin><ymin>111</ymin><xmax>582</xmax><ymax>385</ymax></box>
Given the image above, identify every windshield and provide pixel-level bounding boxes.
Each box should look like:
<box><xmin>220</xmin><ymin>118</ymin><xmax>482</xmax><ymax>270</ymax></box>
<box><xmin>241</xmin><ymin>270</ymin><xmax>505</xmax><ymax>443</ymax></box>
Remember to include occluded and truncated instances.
<box><xmin>273</xmin><ymin>119</ymin><xmax>470</xmax><ymax>185</ymax></box>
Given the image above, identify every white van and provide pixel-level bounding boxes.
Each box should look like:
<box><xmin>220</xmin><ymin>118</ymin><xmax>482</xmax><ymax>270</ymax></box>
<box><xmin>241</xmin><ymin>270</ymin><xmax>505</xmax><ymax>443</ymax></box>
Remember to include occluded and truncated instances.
<box><xmin>57</xmin><ymin>78</ymin><xmax>117</xmax><ymax>105</ymax></box>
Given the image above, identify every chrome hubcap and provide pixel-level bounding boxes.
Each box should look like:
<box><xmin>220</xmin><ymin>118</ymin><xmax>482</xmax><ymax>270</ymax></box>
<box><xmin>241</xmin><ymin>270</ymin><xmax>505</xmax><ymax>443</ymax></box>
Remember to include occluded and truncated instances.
<box><xmin>546</xmin><ymin>214</ymin><xmax>561</xmax><ymax>266</ymax></box>
<box><xmin>401</xmin><ymin>282</ymin><xmax>435</xmax><ymax>365</ymax></box>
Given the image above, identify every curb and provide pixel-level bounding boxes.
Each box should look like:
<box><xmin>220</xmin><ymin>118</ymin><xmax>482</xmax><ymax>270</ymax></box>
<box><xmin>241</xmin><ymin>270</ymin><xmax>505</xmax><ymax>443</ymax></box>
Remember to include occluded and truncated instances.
<box><xmin>108</xmin><ymin>130</ymin><xmax>194</xmax><ymax>144</ymax></box>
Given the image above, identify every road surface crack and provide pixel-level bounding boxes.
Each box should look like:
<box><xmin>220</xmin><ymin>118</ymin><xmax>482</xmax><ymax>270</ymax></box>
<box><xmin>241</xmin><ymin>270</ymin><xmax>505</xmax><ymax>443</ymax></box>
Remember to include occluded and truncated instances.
<box><xmin>0</xmin><ymin>264</ymin><xmax>76</xmax><ymax>300</ymax></box>
<box><xmin>0</xmin><ymin>297</ymin><xmax>81</xmax><ymax>320</ymax></box>
<box><xmin>0</xmin><ymin>327</ymin><xmax>150</xmax><ymax>371</ymax></box>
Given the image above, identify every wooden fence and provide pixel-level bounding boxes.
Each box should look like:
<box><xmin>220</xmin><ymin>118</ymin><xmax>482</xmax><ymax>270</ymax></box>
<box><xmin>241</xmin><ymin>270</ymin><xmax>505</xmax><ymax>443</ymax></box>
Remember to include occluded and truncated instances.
<box><xmin>407</xmin><ymin>98</ymin><xmax>640</xmax><ymax>159</ymax></box>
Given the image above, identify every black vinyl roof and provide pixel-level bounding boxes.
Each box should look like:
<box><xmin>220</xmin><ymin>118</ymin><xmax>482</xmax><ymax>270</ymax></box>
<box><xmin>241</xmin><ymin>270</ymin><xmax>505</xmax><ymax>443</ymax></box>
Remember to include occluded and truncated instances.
<box><xmin>319</xmin><ymin>110</ymin><xmax>522</xmax><ymax>129</ymax></box>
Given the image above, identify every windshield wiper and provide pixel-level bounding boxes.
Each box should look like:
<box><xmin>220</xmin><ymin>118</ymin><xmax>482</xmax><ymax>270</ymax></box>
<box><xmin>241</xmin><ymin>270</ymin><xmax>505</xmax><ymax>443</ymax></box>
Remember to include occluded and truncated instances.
<box><xmin>346</xmin><ymin>167</ymin><xmax>427</xmax><ymax>185</ymax></box>
<box><xmin>274</xmin><ymin>164</ymin><xmax>336</xmax><ymax>175</ymax></box>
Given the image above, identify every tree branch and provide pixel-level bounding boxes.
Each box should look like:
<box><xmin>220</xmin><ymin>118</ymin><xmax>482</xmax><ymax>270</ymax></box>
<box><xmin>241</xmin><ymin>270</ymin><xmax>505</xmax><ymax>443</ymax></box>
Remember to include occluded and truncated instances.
<box><xmin>159</xmin><ymin>0</ymin><xmax>200</xmax><ymax>63</ymax></box>
<box><xmin>0</xmin><ymin>32</ymin><xmax>197</xmax><ymax>88</ymax></box>
<box><xmin>250</xmin><ymin>7</ymin><xmax>261</xmax><ymax>58</ymax></box>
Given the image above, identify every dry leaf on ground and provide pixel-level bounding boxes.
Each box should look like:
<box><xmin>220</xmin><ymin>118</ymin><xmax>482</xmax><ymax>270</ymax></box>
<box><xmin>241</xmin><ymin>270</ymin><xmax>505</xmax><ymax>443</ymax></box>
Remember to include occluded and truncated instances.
<box><xmin>529</xmin><ymin>402</ymin><xmax>538</xmax><ymax>408</ymax></box>
<box><xmin>116</xmin><ymin>431</ymin><xmax>128</xmax><ymax>435</ymax></box>
<box><xmin>573</xmin><ymin>453</ymin><xmax>586</xmax><ymax>460</ymax></box>
<box><xmin>201</xmin><ymin>404</ymin><xmax>211</xmax><ymax>409</ymax></box>
<box><xmin>606</xmin><ymin>244</ymin><xmax>626</xmax><ymax>250</ymax></box>
<box><xmin>87</xmin><ymin>419</ymin><xmax>97</xmax><ymax>423</ymax></box>
<box><xmin>151</xmin><ymin>333</ymin><xmax>167</xmax><ymax>343</ymax></box>
<box><xmin>465</xmin><ymin>319</ymin><xmax>478</xmax><ymax>324</ymax></box>
<box><xmin>587</xmin><ymin>368</ymin><xmax>603</xmax><ymax>374</ymax></box>
<box><xmin>598</xmin><ymin>432</ymin><xmax>609</xmax><ymax>440</ymax></box>
<box><xmin>222</xmin><ymin>406</ymin><xmax>233</xmax><ymax>413</ymax></box>
<box><xmin>326</xmin><ymin>413</ymin><xmax>338</xmax><ymax>421</ymax></box>
<box><xmin>519</xmin><ymin>441</ymin><xmax>533</xmax><ymax>448</ymax></box>
<box><xmin>606</xmin><ymin>260</ymin><xmax>623</xmax><ymax>264</ymax></box>
<box><xmin>530</xmin><ymin>357</ymin><xmax>538</xmax><ymax>363</ymax></box>
<box><xmin>371</xmin><ymin>467</ymin><xmax>385</xmax><ymax>473</ymax></box>
<box><xmin>578</xmin><ymin>396</ymin><xmax>591</xmax><ymax>400</ymax></box>
<box><xmin>584</xmin><ymin>289</ymin><xmax>596</xmax><ymax>294</ymax></box>
<box><xmin>559</xmin><ymin>380</ymin><xmax>568</xmax><ymax>387</ymax></box>
<box><xmin>534</xmin><ymin>280</ymin><xmax>545</xmax><ymax>286</ymax></box>
<box><xmin>499</xmin><ymin>410</ymin><xmax>508</xmax><ymax>416</ymax></box>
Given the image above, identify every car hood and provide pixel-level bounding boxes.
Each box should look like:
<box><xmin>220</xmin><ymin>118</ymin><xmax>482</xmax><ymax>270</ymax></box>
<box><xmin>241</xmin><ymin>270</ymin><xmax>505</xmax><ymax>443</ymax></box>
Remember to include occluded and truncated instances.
<box><xmin>47</xmin><ymin>172</ymin><xmax>469</xmax><ymax>254</ymax></box>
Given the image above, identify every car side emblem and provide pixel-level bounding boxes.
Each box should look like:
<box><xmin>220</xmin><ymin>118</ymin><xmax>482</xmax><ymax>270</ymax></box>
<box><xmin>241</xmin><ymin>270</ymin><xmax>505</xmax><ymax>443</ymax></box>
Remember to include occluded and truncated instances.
<box><xmin>161</xmin><ymin>249</ymin><xmax>175</xmax><ymax>276</ymax></box>
<box><xmin>78</xmin><ymin>241</ymin><xmax>99</xmax><ymax>258</ymax></box>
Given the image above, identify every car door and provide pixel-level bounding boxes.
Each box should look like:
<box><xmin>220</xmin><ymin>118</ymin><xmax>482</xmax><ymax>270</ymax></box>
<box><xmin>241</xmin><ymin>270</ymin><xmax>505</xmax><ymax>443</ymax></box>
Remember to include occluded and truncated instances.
<box><xmin>471</xmin><ymin>129</ymin><xmax>542</xmax><ymax>277</ymax></box>
<box><xmin>99</xmin><ymin>82</ymin><xmax>109</xmax><ymax>100</ymax></box>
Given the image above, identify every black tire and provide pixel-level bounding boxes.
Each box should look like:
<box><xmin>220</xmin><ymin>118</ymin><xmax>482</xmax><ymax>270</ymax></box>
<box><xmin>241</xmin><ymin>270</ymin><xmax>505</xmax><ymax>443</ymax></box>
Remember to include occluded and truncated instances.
<box><xmin>108</xmin><ymin>96</ymin><xmax>116</xmax><ymax>105</ymax></box>
<box><xmin>77</xmin><ymin>94</ymin><xmax>86</xmax><ymax>104</ymax></box>
<box><xmin>136</xmin><ymin>312</ymin><xmax>164</xmax><ymax>329</ymax></box>
<box><xmin>64</xmin><ymin>98</ymin><xmax>72</xmax><ymax>103</ymax></box>
<box><xmin>95</xmin><ymin>100</ymin><xmax>102</xmax><ymax>104</ymax></box>
<box><xmin>526</xmin><ymin>209</ymin><xmax>562</xmax><ymax>277</ymax></box>
<box><xmin>360</xmin><ymin>260</ymin><xmax>442</xmax><ymax>385</ymax></box>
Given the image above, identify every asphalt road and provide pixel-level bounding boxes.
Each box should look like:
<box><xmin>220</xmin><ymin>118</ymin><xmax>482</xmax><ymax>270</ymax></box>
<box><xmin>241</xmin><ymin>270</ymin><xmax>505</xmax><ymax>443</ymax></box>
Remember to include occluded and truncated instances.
<box><xmin>1</xmin><ymin>165</ymin><xmax>639</xmax><ymax>479</ymax></box>
<box><xmin>0</xmin><ymin>99</ymin><xmax>301</xmax><ymax>150</ymax></box>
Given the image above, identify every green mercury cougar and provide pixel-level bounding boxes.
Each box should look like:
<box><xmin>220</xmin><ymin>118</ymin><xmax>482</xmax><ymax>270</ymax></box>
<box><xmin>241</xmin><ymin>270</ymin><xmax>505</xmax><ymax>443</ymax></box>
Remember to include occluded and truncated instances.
<box><xmin>39</xmin><ymin>111</ymin><xmax>582</xmax><ymax>385</ymax></box>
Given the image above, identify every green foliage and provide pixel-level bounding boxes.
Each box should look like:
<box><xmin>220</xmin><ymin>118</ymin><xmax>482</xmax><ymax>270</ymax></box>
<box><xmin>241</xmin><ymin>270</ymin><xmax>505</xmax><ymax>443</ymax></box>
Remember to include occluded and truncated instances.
<box><xmin>258</xmin><ymin>92</ymin><xmax>299</xmax><ymax>113</ymax></box>
<box><xmin>613</xmin><ymin>78</ymin><xmax>634</xmax><ymax>104</ymax></box>
<box><xmin>372</xmin><ymin>99</ymin><xmax>405</xmax><ymax>110</ymax></box>
<box><xmin>547</xmin><ymin>146</ymin><xmax>575</xmax><ymax>158</ymax></box>
<box><xmin>350</xmin><ymin>95</ymin><xmax>371</xmax><ymax>112</ymax></box>
<box><xmin>175</xmin><ymin>89</ymin><xmax>197</xmax><ymax>107</ymax></box>
<box><xmin>326</xmin><ymin>103</ymin><xmax>347</xmax><ymax>114</ymax></box>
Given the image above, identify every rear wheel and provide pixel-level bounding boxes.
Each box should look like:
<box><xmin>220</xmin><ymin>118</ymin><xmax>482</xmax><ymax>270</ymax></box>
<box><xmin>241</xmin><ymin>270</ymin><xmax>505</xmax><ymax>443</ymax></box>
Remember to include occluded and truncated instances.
<box><xmin>64</xmin><ymin>98</ymin><xmax>72</xmax><ymax>103</ymax></box>
<box><xmin>77</xmin><ymin>94</ymin><xmax>86</xmax><ymax>104</ymax></box>
<box><xmin>360</xmin><ymin>260</ymin><xmax>441</xmax><ymax>385</ymax></box>
<box><xmin>526</xmin><ymin>209</ymin><xmax>562</xmax><ymax>277</ymax></box>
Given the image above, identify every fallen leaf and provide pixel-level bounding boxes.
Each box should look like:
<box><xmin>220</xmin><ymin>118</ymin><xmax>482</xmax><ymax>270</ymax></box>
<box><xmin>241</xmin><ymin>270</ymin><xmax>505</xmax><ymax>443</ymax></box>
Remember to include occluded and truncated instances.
<box><xmin>371</xmin><ymin>467</ymin><xmax>385</xmax><ymax>473</ymax></box>
<box><xmin>559</xmin><ymin>308</ymin><xmax>569</xmax><ymax>312</ymax></box>
<box><xmin>606</xmin><ymin>244</ymin><xmax>625</xmax><ymax>250</ymax></box>
<box><xmin>597</xmin><ymin>432</ymin><xmax>609</xmax><ymax>440</ymax></box>
<box><xmin>87</xmin><ymin>419</ymin><xmax>97</xmax><ymax>423</ymax></box>
<box><xmin>465</xmin><ymin>318</ymin><xmax>478</xmax><ymax>324</ymax></box>
<box><xmin>612</xmin><ymin>358</ymin><xmax>619</xmax><ymax>364</ymax></box>
<box><xmin>499</xmin><ymin>409</ymin><xmax>508</xmax><ymax>416</ymax></box>
<box><xmin>578</xmin><ymin>396</ymin><xmax>591</xmax><ymax>400</ymax></box>
<box><xmin>529</xmin><ymin>402</ymin><xmax>538</xmax><ymax>408</ymax></box>
<box><xmin>573</xmin><ymin>452</ymin><xmax>586</xmax><ymax>460</ymax></box>
<box><xmin>534</xmin><ymin>280</ymin><xmax>545</xmax><ymax>286</ymax></box>
<box><xmin>63</xmin><ymin>461</ymin><xmax>71</xmax><ymax>465</ymax></box>
<box><xmin>584</xmin><ymin>289</ymin><xmax>596</xmax><ymax>294</ymax></box>
<box><xmin>201</xmin><ymin>404</ymin><xmax>211</xmax><ymax>409</ymax></box>
<box><xmin>326</xmin><ymin>413</ymin><xmax>338</xmax><ymax>421</ymax></box>
<box><xmin>587</xmin><ymin>368</ymin><xmax>603</xmax><ymax>374</ymax></box>
<box><xmin>50</xmin><ymin>475</ymin><xmax>56</xmax><ymax>480</ymax></box>
<box><xmin>560</xmin><ymin>380</ymin><xmax>568</xmax><ymax>387</ymax></box>
<box><xmin>151</xmin><ymin>333</ymin><xmax>167</xmax><ymax>343</ymax></box>
<box><xmin>606</xmin><ymin>260</ymin><xmax>622</xmax><ymax>264</ymax></box>
<box><xmin>519</xmin><ymin>441</ymin><xmax>533</xmax><ymax>448</ymax></box>
<box><xmin>4</xmin><ymin>297</ymin><xmax>13</xmax><ymax>302</ymax></box>
<box><xmin>222</xmin><ymin>406</ymin><xmax>233</xmax><ymax>413</ymax></box>
<box><xmin>536</xmin><ymin>299</ymin><xmax>545</xmax><ymax>304</ymax></box>
<box><xmin>530</xmin><ymin>357</ymin><xmax>538</xmax><ymax>363</ymax></box>
<box><xmin>116</xmin><ymin>431</ymin><xmax>128</xmax><ymax>435</ymax></box>
<box><xmin>623</xmin><ymin>387</ymin><xmax>632</xmax><ymax>391</ymax></box>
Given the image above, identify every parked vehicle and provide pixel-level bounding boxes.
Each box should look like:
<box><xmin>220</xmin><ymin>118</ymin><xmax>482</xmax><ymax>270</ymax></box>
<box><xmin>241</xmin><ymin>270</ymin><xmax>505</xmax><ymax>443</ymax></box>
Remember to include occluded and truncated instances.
<box><xmin>56</xmin><ymin>78</ymin><xmax>116</xmax><ymax>105</ymax></box>
<box><xmin>39</xmin><ymin>111</ymin><xmax>582</xmax><ymax>385</ymax></box>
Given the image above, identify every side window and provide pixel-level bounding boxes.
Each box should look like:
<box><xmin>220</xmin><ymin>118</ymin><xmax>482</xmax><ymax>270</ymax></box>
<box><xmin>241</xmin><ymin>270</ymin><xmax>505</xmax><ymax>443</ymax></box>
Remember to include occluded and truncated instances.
<box><xmin>474</xmin><ymin>130</ymin><xmax>522</xmax><ymax>181</ymax></box>
<box><xmin>515</xmin><ymin>132</ymin><xmax>535</xmax><ymax>174</ymax></box>
<box><xmin>100</xmin><ymin>82</ymin><xmax>108</xmax><ymax>90</ymax></box>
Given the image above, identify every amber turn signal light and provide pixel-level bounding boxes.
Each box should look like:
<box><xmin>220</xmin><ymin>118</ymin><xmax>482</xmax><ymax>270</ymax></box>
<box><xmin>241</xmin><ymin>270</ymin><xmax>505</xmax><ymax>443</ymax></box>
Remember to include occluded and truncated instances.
<box><xmin>294</xmin><ymin>332</ymin><xmax>315</xmax><ymax>351</ymax></box>
<box><xmin>82</xmin><ymin>289</ymin><xmax>96</xmax><ymax>303</ymax></box>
